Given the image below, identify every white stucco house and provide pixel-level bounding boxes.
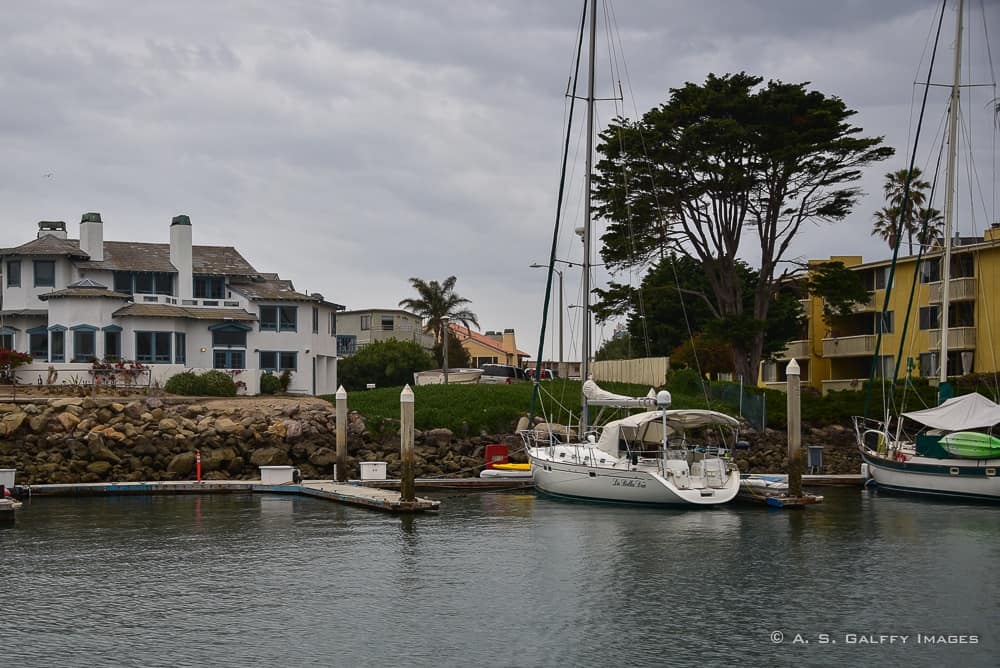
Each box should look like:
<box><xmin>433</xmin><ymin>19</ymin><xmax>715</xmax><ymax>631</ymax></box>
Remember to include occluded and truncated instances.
<box><xmin>0</xmin><ymin>214</ymin><xmax>343</xmax><ymax>395</ymax></box>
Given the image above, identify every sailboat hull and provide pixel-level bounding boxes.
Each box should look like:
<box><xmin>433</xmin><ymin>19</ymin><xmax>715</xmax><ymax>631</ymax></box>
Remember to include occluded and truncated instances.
<box><xmin>528</xmin><ymin>453</ymin><xmax>740</xmax><ymax>506</ymax></box>
<box><xmin>861</xmin><ymin>449</ymin><xmax>1000</xmax><ymax>502</ymax></box>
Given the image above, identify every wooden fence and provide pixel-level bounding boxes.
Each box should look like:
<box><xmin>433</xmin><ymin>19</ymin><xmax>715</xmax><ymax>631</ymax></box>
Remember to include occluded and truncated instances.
<box><xmin>590</xmin><ymin>357</ymin><xmax>670</xmax><ymax>388</ymax></box>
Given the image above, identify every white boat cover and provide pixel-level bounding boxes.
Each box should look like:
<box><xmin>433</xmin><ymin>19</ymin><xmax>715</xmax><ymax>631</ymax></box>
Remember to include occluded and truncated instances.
<box><xmin>594</xmin><ymin>409</ymin><xmax>740</xmax><ymax>457</ymax></box>
<box><xmin>582</xmin><ymin>379</ymin><xmax>659</xmax><ymax>408</ymax></box>
<box><xmin>901</xmin><ymin>392</ymin><xmax>1000</xmax><ymax>431</ymax></box>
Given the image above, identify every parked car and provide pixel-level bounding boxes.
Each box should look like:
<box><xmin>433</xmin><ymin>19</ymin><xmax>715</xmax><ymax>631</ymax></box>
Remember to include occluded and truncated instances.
<box><xmin>525</xmin><ymin>367</ymin><xmax>556</xmax><ymax>380</ymax></box>
<box><xmin>479</xmin><ymin>364</ymin><xmax>528</xmax><ymax>384</ymax></box>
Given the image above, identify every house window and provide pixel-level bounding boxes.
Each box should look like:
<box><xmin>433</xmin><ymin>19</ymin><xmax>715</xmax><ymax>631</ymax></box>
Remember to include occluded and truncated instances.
<box><xmin>948</xmin><ymin>301</ymin><xmax>975</xmax><ymax>328</ymax></box>
<box><xmin>72</xmin><ymin>327</ymin><xmax>97</xmax><ymax>362</ymax></box>
<box><xmin>919</xmin><ymin>259</ymin><xmax>940</xmax><ymax>284</ymax></box>
<box><xmin>113</xmin><ymin>271</ymin><xmax>133</xmax><ymax>294</ymax></box>
<box><xmin>212</xmin><ymin>327</ymin><xmax>248</xmax><ymax>348</ymax></box>
<box><xmin>213</xmin><ymin>350</ymin><xmax>245</xmax><ymax>369</ymax></box>
<box><xmin>259</xmin><ymin>305</ymin><xmax>297</xmax><ymax>332</ymax></box>
<box><xmin>313</xmin><ymin>307</ymin><xmax>319</xmax><ymax>334</ymax></box>
<box><xmin>919</xmin><ymin>306</ymin><xmax>939</xmax><ymax>330</ymax></box>
<box><xmin>336</xmin><ymin>335</ymin><xmax>356</xmax><ymax>355</ymax></box>
<box><xmin>34</xmin><ymin>260</ymin><xmax>55</xmax><ymax>288</ymax></box>
<box><xmin>330</xmin><ymin>312</ymin><xmax>336</xmax><ymax>337</ymax></box>
<box><xmin>0</xmin><ymin>328</ymin><xmax>13</xmax><ymax>350</ymax></box>
<box><xmin>360</xmin><ymin>315</ymin><xmax>371</xmax><ymax>331</ymax></box>
<box><xmin>175</xmin><ymin>333</ymin><xmax>186</xmax><ymax>364</ymax></box>
<box><xmin>6</xmin><ymin>261</ymin><xmax>20</xmax><ymax>287</ymax></box>
<box><xmin>193</xmin><ymin>275</ymin><xmax>226</xmax><ymax>299</ymax></box>
<box><xmin>50</xmin><ymin>330</ymin><xmax>65</xmax><ymax>362</ymax></box>
<box><xmin>381</xmin><ymin>316</ymin><xmax>394</xmax><ymax>331</ymax></box>
<box><xmin>29</xmin><ymin>331</ymin><xmax>48</xmax><ymax>361</ymax></box>
<box><xmin>104</xmin><ymin>330</ymin><xmax>121</xmax><ymax>361</ymax></box>
<box><xmin>113</xmin><ymin>271</ymin><xmax>173</xmax><ymax>295</ymax></box>
<box><xmin>259</xmin><ymin>351</ymin><xmax>297</xmax><ymax>372</ymax></box>
<box><xmin>136</xmin><ymin>331</ymin><xmax>172</xmax><ymax>363</ymax></box>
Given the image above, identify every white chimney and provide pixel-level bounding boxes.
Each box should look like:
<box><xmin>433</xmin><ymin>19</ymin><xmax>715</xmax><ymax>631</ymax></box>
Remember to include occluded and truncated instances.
<box><xmin>79</xmin><ymin>212</ymin><xmax>104</xmax><ymax>261</ymax></box>
<box><xmin>37</xmin><ymin>221</ymin><xmax>67</xmax><ymax>239</ymax></box>
<box><xmin>170</xmin><ymin>214</ymin><xmax>193</xmax><ymax>300</ymax></box>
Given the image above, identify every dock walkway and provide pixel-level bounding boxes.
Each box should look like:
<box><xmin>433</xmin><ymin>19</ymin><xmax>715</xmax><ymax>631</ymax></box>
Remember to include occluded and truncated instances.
<box><xmin>24</xmin><ymin>479</ymin><xmax>440</xmax><ymax>513</ymax></box>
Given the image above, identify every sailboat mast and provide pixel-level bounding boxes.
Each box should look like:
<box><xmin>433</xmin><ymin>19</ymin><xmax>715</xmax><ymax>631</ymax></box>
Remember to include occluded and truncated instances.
<box><xmin>581</xmin><ymin>0</ymin><xmax>596</xmax><ymax>433</ymax></box>
<box><xmin>938</xmin><ymin>0</ymin><xmax>963</xmax><ymax>392</ymax></box>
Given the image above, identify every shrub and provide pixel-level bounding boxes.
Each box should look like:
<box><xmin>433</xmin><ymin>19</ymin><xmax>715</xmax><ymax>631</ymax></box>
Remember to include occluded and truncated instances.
<box><xmin>278</xmin><ymin>369</ymin><xmax>294</xmax><ymax>392</ymax></box>
<box><xmin>338</xmin><ymin>339</ymin><xmax>435</xmax><ymax>391</ymax></box>
<box><xmin>200</xmin><ymin>370</ymin><xmax>237</xmax><ymax>397</ymax></box>
<box><xmin>260</xmin><ymin>373</ymin><xmax>280</xmax><ymax>395</ymax></box>
<box><xmin>164</xmin><ymin>369</ymin><xmax>237</xmax><ymax>397</ymax></box>
<box><xmin>164</xmin><ymin>371</ymin><xmax>202</xmax><ymax>396</ymax></box>
<box><xmin>668</xmin><ymin>367</ymin><xmax>706</xmax><ymax>395</ymax></box>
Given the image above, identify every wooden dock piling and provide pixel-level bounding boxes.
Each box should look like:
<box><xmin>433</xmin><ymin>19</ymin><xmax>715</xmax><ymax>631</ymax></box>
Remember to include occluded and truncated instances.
<box><xmin>335</xmin><ymin>385</ymin><xmax>348</xmax><ymax>483</ymax></box>
<box><xmin>786</xmin><ymin>359</ymin><xmax>803</xmax><ymax>498</ymax></box>
<box><xmin>400</xmin><ymin>384</ymin><xmax>415</xmax><ymax>502</ymax></box>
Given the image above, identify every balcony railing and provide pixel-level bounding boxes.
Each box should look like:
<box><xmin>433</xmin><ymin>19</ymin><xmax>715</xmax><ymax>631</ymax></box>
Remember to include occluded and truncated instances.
<box><xmin>928</xmin><ymin>326</ymin><xmax>976</xmax><ymax>350</ymax></box>
<box><xmin>775</xmin><ymin>340</ymin><xmax>810</xmax><ymax>361</ymax></box>
<box><xmin>821</xmin><ymin>378</ymin><xmax>865</xmax><ymax>394</ymax></box>
<box><xmin>821</xmin><ymin>334</ymin><xmax>877</xmax><ymax>358</ymax></box>
<box><xmin>928</xmin><ymin>278</ymin><xmax>977</xmax><ymax>303</ymax></box>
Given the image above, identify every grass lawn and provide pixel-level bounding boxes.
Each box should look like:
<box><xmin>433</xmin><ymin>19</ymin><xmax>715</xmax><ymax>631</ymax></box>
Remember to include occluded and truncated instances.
<box><xmin>321</xmin><ymin>379</ymin><xmax>721</xmax><ymax>436</ymax></box>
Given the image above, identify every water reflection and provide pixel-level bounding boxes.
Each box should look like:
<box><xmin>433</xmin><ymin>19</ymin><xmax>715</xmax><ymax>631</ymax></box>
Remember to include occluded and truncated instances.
<box><xmin>2</xmin><ymin>490</ymin><xmax>996</xmax><ymax>667</ymax></box>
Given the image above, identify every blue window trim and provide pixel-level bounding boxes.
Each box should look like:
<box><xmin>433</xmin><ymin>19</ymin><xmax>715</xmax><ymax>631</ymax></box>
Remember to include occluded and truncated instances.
<box><xmin>27</xmin><ymin>325</ymin><xmax>49</xmax><ymax>335</ymax></box>
<box><xmin>259</xmin><ymin>350</ymin><xmax>298</xmax><ymax>372</ymax></box>
<box><xmin>0</xmin><ymin>326</ymin><xmax>17</xmax><ymax>335</ymax></box>
<box><xmin>72</xmin><ymin>328</ymin><xmax>97</xmax><ymax>362</ymax></box>
<box><xmin>208</xmin><ymin>322</ymin><xmax>252</xmax><ymax>332</ymax></box>
<box><xmin>33</xmin><ymin>260</ymin><xmax>56</xmax><ymax>288</ymax></box>
<box><xmin>174</xmin><ymin>332</ymin><xmax>186</xmax><ymax>364</ymax></box>
<box><xmin>101</xmin><ymin>324</ymin><xmax>123</xmax><ymax>333</ymax></box>
<box><xmin>135</xmin><ymin>331</ymin><xmax>172</xmax><ymax>364</ymax></box>
<box><xmin>259</xmin><ymin>305</ymin><xmax>297</xmax><ymax>332</ymax></box>
<box><xmin>50</xmin><ymin>329</ymin><xmax>65</xmax><ymax>362</ymax></box>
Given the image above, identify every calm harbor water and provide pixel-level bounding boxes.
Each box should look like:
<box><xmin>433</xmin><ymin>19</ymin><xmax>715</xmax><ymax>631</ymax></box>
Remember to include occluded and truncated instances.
<box><xmin>2</xmin><ymin>487</ymin><xmax>997</xmax><ymax>668</ymax></box>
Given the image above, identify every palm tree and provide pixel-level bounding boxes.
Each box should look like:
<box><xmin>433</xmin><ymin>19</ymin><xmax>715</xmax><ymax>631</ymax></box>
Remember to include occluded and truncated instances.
<box><xmin>881</xmin><ymin>167</ymin><xmax>931</xmax><ymax>254</ymax></box>
<box><xmin>915</xmin><ymin>206</ymin><xmax>944</xmax><ymax>250</ymax></box>
<box><xmin>872</xmin><ymin>205</ymin><xmax>901</xmax><ymax>250</ymax></box>
<box><xmin>399</xmin><ymin>276</ymin><xmax>480</xmax><ymax>345</ymax></box>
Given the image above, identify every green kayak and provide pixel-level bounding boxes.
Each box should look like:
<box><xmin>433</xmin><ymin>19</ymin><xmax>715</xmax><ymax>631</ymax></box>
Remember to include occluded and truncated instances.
<box><xmin>941</xmin><ymin>431</ymin><xmax>1000</xmax><ymax>459</ymax></box>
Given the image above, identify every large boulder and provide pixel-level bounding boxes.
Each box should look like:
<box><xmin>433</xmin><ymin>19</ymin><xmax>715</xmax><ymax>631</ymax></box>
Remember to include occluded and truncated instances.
<box><xmin>167</xmin><ymin>452</ymin><xmax>196</xmax><ymax>476</ymax></box>
<box><xmin>249</xmin><ymin>447</ymin><xmax>290</xmax><ymax>467</ymax></box>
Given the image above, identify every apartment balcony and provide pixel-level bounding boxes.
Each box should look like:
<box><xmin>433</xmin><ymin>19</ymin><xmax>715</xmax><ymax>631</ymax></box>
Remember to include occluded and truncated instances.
<box><xmin>821</xmin><ymin>334</ymin><xmax>877</xmax><ymax>358</ymax></box>
<box><xmin>928</xmin><ymin>278</ymin><xmax>977</xmax><ymax>303</ymax></box>
<box><xmin>928</xmin><ymin>326</ymin><xmax>977</xmax><ymax>350</ymax></box>
<box><xmin>775</xmin><ymin>339</ymin><xmax>810</xmax><ymax>361</ymax></box>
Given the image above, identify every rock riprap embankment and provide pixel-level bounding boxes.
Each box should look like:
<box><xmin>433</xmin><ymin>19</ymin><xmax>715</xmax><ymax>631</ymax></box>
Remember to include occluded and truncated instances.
<box><xmin>0</xmin><ymin>396</ymin><xmax>522</xmax><ymax>484</ymax></box>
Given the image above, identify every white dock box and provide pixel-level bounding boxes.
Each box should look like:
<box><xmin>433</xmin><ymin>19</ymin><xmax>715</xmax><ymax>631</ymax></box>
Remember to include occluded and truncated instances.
<box><xmin>359</xmin><ymin>461</ymin><xmax>387</xmax><ymax>481</ymax></box>
<box><xmin>259</xmin><ymin>466</ymin><xmax>298</xmax><ymax>485</ymax></box>
<box><xmin>0</xmin><ymin>469</ymin><xmax>15</xmax><ymax>489</ymax></box>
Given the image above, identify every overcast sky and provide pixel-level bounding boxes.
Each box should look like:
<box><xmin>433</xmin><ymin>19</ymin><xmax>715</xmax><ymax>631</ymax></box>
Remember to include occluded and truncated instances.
<box><xmin>1</xmin><ymin>0</ymin><xmax>996</xmax><ymax>363</ymax></box>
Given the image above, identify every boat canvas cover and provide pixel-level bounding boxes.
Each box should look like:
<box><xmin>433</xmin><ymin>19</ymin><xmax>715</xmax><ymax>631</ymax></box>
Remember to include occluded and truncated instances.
<box><xmin>583</xmin><ymin>379</ymin><xmax>658</xmax><ymax>408</ymax></box>
<box><xmin>901</xmin><ymin>392</ymin><xmax>1000</xmax><ymax>431</ymax></box>
<box><xmin>595</xmin><ymin>410</ymin><xmax>740</xmax><ymax>458</ymax></box>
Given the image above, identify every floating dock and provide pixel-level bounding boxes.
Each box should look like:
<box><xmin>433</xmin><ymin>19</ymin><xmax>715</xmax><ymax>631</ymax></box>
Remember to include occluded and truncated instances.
<box><xmin>24</xmin><ymin>479</ymin><xmax>439</xmax><ymax>513</ymax></box>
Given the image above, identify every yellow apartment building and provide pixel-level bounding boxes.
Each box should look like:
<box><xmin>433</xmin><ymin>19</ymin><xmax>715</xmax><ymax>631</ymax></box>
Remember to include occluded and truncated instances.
<box><xmin>761</xmin><ymin>224</ymin><xmax>1000</xmax><ymax>394</ymax></box>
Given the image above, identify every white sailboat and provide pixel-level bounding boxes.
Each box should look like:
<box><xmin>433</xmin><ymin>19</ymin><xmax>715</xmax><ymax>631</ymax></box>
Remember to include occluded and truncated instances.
<box><xmin>521</xmin><ymin>0</ymin><xmax>741</xmax><ymax>506</ymax></box>
<box><xmin>855</xmin><ymin>0</ymin><xmax>1000</xmax><ymax>502</ymax></box>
